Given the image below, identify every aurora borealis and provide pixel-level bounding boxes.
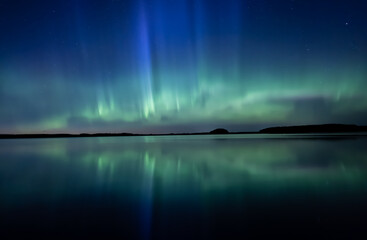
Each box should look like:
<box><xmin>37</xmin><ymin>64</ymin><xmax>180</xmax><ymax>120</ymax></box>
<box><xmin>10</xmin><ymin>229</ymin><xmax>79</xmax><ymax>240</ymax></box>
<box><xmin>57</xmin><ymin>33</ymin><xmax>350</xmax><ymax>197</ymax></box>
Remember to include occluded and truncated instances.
<box><xmin>0</xmin><ymin>0</ymin><xmax>366</xmax><ymax>133</ymax></box>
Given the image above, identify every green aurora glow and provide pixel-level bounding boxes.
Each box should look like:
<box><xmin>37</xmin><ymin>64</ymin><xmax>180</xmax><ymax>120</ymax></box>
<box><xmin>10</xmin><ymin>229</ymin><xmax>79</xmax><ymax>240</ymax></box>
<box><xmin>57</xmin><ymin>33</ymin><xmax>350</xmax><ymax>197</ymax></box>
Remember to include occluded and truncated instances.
<box><xmin>0</xmin><ymin>0</ymin><xmax>366</xmax><ymax>133</ymax></box>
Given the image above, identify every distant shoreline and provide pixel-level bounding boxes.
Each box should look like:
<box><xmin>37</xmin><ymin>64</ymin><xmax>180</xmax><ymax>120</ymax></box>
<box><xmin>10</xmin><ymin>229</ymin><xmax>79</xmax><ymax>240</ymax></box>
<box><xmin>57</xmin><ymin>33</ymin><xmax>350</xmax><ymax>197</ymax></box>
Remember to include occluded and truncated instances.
<box><xmin>259</xmin><ymin>124</ymin><xmax>367</xmax><ymax>134</ymax></box>
<box><xmin>1</xmin><ymin>124</ymin><xmax>367</xmax><ymax>139</ymax></box>
<box><xmin>0</xmin><ymin>131</ymin><xmax>258</xmax><ymax>139</ymax></box>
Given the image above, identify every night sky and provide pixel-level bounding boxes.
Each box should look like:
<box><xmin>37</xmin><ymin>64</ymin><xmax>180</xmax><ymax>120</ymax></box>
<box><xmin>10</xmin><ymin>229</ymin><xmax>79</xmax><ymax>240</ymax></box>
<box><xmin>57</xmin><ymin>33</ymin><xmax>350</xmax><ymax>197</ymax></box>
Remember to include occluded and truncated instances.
<box><xmin>0</xmin><ymin>0</ymin><xmax>366</xmax><ymax>134</ymax></box>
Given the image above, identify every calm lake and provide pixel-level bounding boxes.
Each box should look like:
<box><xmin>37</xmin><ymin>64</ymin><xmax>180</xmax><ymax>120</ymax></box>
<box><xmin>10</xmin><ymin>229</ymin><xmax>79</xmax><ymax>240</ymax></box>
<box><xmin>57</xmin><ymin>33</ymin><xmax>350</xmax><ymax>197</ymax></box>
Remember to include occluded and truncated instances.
<box><xmin>0</xmin><ymin>134</ymin><xmax>366</xmax><ymax>239</ymax></box>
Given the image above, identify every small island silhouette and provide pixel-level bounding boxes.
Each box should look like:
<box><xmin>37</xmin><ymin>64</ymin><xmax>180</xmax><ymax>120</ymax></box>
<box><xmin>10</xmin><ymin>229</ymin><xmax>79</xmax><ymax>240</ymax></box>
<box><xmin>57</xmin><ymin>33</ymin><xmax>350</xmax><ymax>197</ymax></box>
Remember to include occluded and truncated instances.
<box><xmin>209</xmin><ymin>128</ymin><xmax>229</xmax><ymax>134</ymax></box>
<box><xmin>0</xmin><ymin>124</ymin><xmax>366</xmax><ymax>139</ymax></box>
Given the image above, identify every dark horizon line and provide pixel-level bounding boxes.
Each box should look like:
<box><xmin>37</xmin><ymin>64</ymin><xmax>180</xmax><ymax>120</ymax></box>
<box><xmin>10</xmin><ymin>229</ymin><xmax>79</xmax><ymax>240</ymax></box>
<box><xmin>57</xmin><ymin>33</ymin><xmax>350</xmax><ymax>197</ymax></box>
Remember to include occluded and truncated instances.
<box><xmin>0</xmin><ymin>131</ymin><xmax>258</xmax><ymax>139</ymax></box>
<box><xmin>1</xmin><ymin>123</ymin><xmax>367</xmax><ymax>139</ymax></box>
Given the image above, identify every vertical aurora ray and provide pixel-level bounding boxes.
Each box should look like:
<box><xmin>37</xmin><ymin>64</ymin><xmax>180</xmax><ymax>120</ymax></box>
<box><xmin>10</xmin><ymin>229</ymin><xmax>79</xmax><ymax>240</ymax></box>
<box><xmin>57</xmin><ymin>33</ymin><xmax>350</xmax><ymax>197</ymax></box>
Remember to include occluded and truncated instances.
<box><xmin>137</xmin><ymin>1</ymin><xmax>155</xmax><ymax>119</ymax></box>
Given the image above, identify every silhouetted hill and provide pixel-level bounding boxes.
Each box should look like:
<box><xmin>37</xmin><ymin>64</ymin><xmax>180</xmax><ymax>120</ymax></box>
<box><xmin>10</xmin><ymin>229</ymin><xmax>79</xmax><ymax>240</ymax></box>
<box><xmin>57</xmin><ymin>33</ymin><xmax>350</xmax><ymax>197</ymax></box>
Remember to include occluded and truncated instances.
<box><xmin>259</xmin><ymin>124</ymin><xmax>367</xmax><ymax>134</ymax></box>
<box><xmin>209</xmin><ymin>128</ymin><xmax>229</xmax><ymax>134</ymax></box>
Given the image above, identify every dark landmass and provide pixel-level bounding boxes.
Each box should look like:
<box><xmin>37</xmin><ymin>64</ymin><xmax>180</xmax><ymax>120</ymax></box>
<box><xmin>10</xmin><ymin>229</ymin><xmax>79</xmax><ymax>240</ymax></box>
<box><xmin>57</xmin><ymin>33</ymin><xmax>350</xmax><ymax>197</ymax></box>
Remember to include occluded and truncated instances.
<box><xmin>259</xmin><ymin>124</ymin><xmax>367</xmax><ymax>134</ymax></box>
<box><xmin>209</xmin><ymin>128</ymin><xmax>229</xmax><ymax>134</ymax></box>
<box><xmin>0</xmin><ymin>130</ymin><xmax>232</xmax><ymax>139</ymax></box>
<box><xmin>1</xmin><ymin>124</ymin><xmax>367</xmax><ymax>139</ymax></box>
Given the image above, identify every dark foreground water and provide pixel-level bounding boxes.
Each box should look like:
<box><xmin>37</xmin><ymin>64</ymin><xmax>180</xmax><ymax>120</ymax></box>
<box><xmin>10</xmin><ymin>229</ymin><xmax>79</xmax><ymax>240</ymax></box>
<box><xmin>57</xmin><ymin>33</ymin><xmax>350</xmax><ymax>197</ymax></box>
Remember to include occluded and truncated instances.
<box><xmin>0</xmin><ymin>134</ymin><xmax>367</xmax><ymax>239</ymax></box>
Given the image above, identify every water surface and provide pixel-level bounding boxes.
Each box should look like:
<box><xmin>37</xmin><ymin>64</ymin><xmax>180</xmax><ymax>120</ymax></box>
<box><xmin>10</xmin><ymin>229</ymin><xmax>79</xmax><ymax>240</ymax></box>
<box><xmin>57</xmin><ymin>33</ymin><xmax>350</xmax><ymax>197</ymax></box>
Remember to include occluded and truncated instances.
<box><xmin>0</xmin><ymin>134</ymin><xmax>366</xmax><ymax>239</ymax></box>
